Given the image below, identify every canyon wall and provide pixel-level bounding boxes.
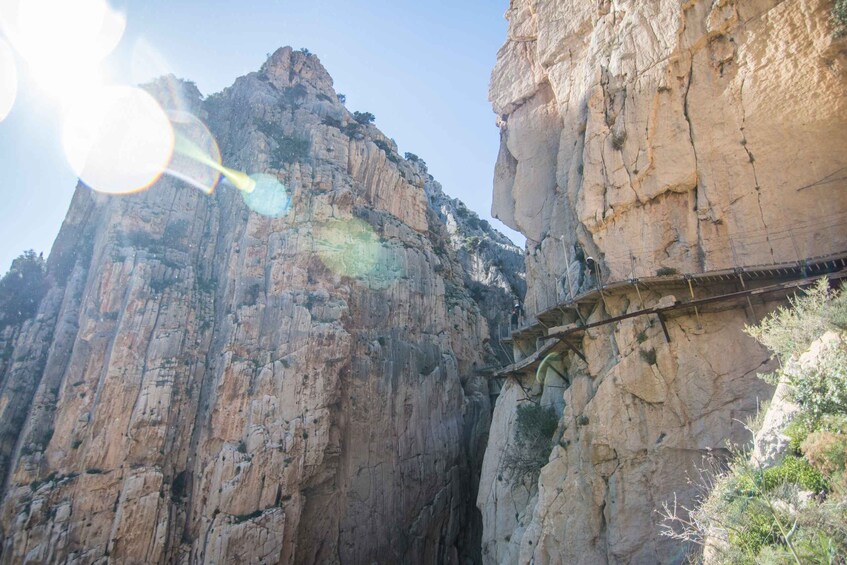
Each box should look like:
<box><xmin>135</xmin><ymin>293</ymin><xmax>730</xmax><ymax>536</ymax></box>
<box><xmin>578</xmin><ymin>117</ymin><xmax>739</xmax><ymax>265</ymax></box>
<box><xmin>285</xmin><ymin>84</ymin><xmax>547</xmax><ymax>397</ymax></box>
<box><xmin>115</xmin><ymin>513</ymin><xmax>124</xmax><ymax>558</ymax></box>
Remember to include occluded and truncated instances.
<box><xmin>0</xmin><ymin>48</ymin><xmax>522</xmax><ymax>564</ymax></box>
<box><xmin>480</xmin><ymin>0</ymin><xmax>847</xmax><ymax>563</ymax></box>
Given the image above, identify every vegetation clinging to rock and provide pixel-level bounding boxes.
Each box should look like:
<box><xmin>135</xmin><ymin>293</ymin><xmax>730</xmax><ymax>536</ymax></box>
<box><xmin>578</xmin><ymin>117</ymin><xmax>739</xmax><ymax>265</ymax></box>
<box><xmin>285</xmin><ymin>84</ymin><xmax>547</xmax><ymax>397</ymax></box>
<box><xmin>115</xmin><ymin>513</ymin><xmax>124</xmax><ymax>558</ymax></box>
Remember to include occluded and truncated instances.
<box><xmin>502</xmin><ymin>402</ymin><xmax>558</xmax><ymax>487</ymax></box>
<box><xmin>0</xmin><ymin>250</ymin><xmax>47</xmax><ymax>329</ymax></box>
<box><xmin>833</xmin><ymin>0</ymin><xmax>847</xmax><ymax>37</ymax></box>
<box><xmin>661</xmin><ymin>280</ymin><xmax>847</xmax><ymax>563</ymax></box>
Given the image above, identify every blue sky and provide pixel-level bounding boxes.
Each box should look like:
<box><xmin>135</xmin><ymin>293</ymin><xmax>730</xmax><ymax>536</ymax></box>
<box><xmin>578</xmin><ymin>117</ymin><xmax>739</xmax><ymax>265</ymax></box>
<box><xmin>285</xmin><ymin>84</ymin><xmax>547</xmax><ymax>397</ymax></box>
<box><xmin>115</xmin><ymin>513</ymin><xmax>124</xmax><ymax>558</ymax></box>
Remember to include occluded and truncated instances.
<box><xmin>0</xmin><ymin>0</ymin><xmax>522</xmax><ymax>272</ymax></box>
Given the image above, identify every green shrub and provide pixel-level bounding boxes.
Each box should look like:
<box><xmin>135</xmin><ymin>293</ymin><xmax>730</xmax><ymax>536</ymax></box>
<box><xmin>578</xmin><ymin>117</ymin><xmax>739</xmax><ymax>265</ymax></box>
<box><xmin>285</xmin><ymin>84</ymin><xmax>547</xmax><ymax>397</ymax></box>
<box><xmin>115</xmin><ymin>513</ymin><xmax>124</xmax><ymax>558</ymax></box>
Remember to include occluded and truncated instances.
<box><xmin>745</xmin><ymin>279</ymin><xmax>847</xmax><ymax>362</ymax></box>
<box><xmin>761</xmin><ymin>455</ymin><xmax>828</xmax><ymax>493</ymax></box>
<box><xmin>640</xmin><ymin>347</ymin><xmax>657</xmax><ymax>365</ymax></box>
<box><xmin>149</xmin><ymin>278</ymin><xmax>177</xmax><ymax>294</ymax></box>
<box><xmin>342</xmin><ymin>122</ymin><xmax>363</xmax><ymax>139</ymax></box>
<box><xmin>655</xmin><ymin>267</ymin><xmax>678</xmax><ymax>276</ymax></box>
<box><xmin>372</xmin><ymin>139</ymin><xmax>400</xmax><ymax>164</ymax></box>
<box><xmin>282</xmin><ymin>83</ymin><xmax>308</xmax><ymax>106</ymax></box>
<box><xmin>611</xmin><ymin>130</ymin><xmax>627</xmax><ymax>150</ymax></box>
<box><xmin>788</xmin><ymin>339</ymin><xmax>847</xmax><ymax>423</ymax></box>
<box><xmin>404</xmin><ymin>152</ymin><xmax>428</xmax><ymax>172</ymax></box>
<box><xmin>244</xmin><ymin>284</ymin><xmax>261</xmax><ymax>307</ymax></box>
<box><xmin>163</xmin><ymin>220</ymin><xmax>189</xmax><ymax>245</ymax></box>
<box><xmin>321</xmin><ymin>116</ymin><xmax>342</xmax><ymax>128</ymax></box>
<box><xmin>833</xmin><ymin>0</ymin><xmax>847</xmax><ymax>37</ymax></box>
<box><xmin>233</xmin><ymin>509</ymin><xmax>263</xmax><ymax>524</ymax></box>
<box><xmin>352</xmin><ymin>111</ymin><xmax>375</xmax><ymax>125</ymax></box>
<box><xmin>270</xmin><ymin>136</ymin><xmax>310</xmax><ymax>168</ymax></box>
<box><xmin>124</xmin><ymin>230</ymin><xmax>159</xmax><ymax>250</ymax></box>
<box><xmin>0</xmin><ymin>250</ymin><xmax>46</xmax><ymax>329</ymax></box>
<box><xmin>784</xmin><ymin>417</ymin><xmax>811</xmax><ymax>454</ymax></box>
<box><xmin>501</xmin><ymin>403</ymin><xmax>558</xmax><ymax>486</ymax></box>
<box><xmin>727</xmin><ymin>498</ymin><xmax>783</xmax><ymax>557</ymax></box>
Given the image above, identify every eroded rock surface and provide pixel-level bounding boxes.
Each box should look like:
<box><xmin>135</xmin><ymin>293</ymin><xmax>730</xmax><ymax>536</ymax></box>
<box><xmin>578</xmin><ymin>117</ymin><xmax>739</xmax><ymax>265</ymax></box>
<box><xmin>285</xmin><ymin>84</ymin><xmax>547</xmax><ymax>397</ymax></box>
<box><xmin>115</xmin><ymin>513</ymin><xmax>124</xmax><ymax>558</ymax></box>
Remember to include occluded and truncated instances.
<box><xmin>480</xmin><ymin>1</ymin><xmax>846</xmax><ymax>563</ymax></box>
<box><xmin>491</xmin><ymin>0</ymin><xmax>847</xmax><ymax>315</ymax></box>
<box><xmin>0</xmin><ymin>48</ymin><xmax>522</xmax><ymax>564</ymax></box>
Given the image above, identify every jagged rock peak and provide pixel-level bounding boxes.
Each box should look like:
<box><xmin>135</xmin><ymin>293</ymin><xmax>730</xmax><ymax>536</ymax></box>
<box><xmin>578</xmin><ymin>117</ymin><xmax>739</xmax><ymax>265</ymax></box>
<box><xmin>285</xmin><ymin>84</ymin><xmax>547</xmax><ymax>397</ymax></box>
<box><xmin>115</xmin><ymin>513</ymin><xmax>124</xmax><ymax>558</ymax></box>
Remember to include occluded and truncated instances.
<box><xmin>0</xmin><ymin>44</ymin><xmax>522</xmax><ymax>564</ymax></box>
<box><xmin>259</xmin><ymin>46</ymin><xmax>336</xmax><ymax>96</ymax></box>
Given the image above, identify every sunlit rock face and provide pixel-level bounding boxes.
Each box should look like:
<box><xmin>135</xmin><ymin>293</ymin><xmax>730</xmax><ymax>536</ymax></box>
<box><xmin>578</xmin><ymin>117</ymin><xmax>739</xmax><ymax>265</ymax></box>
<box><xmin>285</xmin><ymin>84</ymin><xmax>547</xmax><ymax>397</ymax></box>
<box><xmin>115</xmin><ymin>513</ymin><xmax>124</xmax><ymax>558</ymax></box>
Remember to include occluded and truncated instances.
<box><xmin>0</xmin><ymin>47</ymin><xmax>522</xmax><ymax>564</ymax></box>
<box><xmin>481</xmin><ymin>1</ymin><xmax>847</xmax><ymax>563</ymax></box>
<box><xmin>492</xmin><ymin>0</ymin><xmax>847</xmax><ymax>316</ymax></box>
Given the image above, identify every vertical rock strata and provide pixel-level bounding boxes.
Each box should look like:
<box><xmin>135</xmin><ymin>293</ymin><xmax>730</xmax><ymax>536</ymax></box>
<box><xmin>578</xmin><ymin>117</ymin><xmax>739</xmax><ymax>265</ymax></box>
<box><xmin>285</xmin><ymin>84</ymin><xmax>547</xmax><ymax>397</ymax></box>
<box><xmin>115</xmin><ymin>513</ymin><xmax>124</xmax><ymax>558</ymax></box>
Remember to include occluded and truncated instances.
<box><xmin>481</xmin><ymin>0</ymin><xmax>846</xmax><ymax>563</ymax></box>
<box><xmin>0</xmin><ymin>48</ymin><xmax>523</xmax><ymax>564</ymax></box>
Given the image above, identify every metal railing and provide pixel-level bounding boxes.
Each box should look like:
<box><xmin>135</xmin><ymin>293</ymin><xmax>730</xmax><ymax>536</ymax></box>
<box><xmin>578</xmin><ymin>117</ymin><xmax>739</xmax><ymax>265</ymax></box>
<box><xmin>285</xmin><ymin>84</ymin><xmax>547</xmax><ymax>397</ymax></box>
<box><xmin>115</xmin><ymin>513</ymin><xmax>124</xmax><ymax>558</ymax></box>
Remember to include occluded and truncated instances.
<box><xmin>526</xmin><ymin>214</ymin><xmax>847</xmax><ymax>316</ymax></box>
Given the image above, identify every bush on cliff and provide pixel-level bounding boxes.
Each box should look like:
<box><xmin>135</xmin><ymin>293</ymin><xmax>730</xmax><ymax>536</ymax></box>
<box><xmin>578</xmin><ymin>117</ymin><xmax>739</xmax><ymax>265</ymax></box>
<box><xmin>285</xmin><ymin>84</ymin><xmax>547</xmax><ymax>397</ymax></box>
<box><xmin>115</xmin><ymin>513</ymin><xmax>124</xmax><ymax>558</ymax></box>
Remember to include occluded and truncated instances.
<box><xmin>0</xmin><ymin>250</ymin><xmax>47</xmax><ymax>329</ymax></box>
<box><xmin>833</xmin><ymin>0</ymin><xmax>847</xmax><ymax>37</ymax></box>
<box><xmin>661</xmin><ymin>280</ymin><xmax>847</xmax><ymax>563</ymax></box>
<box><xmin>502</xmin><ymin>402</ymin><xmax>558</xmax><ymax>487</ymax></box>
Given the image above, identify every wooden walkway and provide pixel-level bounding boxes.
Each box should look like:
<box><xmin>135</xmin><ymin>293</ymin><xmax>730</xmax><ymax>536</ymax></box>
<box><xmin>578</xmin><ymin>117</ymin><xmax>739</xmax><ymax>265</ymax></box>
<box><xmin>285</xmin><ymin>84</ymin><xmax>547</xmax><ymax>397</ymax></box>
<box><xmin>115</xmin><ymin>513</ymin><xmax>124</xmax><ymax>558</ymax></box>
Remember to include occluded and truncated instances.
<box><xmin>492</xmin><ymin>251</ymin><xmax>847</xmax><ymax>380</ymax></box>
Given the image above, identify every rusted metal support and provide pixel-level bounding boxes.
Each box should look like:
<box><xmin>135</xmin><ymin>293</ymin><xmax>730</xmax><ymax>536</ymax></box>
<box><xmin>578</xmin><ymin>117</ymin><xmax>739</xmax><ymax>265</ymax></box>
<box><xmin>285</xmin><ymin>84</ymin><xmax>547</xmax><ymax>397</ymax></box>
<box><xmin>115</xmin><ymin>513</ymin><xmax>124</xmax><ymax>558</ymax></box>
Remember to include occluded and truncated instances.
<box><xmin>736</xmin><ymin>268</ymin><xmax>757</xmax><ymax>320</ymax></box>
<box><xmin>633</xmin><ymin>279</ymin><xmax>644</xmax><ymax>309</ymax></box>
<box><xmin>686</xmin><ymin>275</ymin><xmax>702</xmax><ymax>329</ymax></box>
<box><xmin>656</xmin><ymin>312</ymin><xmax>672</xmax><ymax>343</ymax></box>
<box><xmin>561</xmin><ymin>339</ymin><xmax>587</xmax><ymax>363</ymax></box>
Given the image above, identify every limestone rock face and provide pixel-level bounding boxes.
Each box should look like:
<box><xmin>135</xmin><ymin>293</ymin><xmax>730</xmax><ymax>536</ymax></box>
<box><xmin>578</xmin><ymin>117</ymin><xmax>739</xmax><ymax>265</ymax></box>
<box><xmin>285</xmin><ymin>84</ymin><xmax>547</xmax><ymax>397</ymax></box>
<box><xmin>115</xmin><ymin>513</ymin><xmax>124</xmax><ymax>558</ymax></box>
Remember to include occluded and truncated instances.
<box><xmin>0</xmin><ymin>47</ymin><xmax>522</xmax><ymax>564</ymax></box>
<box><xmin>481</xmin><ymin>1</ymin><xmax>846</xmax><ymax>563</ymax></box>
<box><xmin>424</xmin><ymin>172</ymin><xmax>526</xmax><ymax>364</ymax></box>
<box><xmin>491</xmin><ymin>0</ymin><xmax>847</xmax><ymax>316</ymax></box>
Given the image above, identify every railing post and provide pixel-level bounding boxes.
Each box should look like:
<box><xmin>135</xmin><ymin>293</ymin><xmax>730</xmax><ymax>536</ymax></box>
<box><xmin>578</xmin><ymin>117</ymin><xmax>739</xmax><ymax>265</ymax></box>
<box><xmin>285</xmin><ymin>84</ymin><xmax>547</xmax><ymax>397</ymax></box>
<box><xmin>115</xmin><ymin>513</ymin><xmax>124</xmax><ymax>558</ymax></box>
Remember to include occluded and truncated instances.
<box><xmin>789</xmin><ymin>228</ymin><xmax>807</xmax><ymax>277</ymax></box>
<box><xmin>730</xmin><ymin>236</ymin><xmax>740</xmax><ymax>269</ymax></box>
<box><xmin>562</xmin><ymin>238</ymin><xmax>574</xmax><ymax>299</ymax></box>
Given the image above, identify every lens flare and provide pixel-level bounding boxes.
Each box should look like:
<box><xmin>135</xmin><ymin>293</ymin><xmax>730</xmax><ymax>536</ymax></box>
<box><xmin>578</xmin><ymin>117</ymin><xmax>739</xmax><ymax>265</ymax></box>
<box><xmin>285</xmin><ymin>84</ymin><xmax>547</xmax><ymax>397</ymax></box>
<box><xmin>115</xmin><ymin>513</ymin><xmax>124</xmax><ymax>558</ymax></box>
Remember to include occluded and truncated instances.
<box><xmin>0</xmin><ymin>0</ymin><xmax>125</xmax><ymax>95</ymax></box>
<box><xmin>168</xmin><ymin>112</ymin><xmax>222</xmax><ymax>194</ymax></box>
<box><xmin>62</xmin><ymin>86</ymin><xmax>174</xmax><ymax>194</ymax></box>
<box><xmin>315</xmin><ymin>218</ymin><xmax>402</xmax><ymax>286</ymax></box>
<box><xmin>241</xmin><ymin>174</ymin><xmax>290</xmax><ymax>217</ymax></box>
<box><xmin>0</xmin><ymin>37</ymin><xmax>16</xmax><ymax>122</ymax></box>
<box><xmin>223</xmin><ymin>169</ymin><xmax>256</xmax><ymax>193</ymax></box>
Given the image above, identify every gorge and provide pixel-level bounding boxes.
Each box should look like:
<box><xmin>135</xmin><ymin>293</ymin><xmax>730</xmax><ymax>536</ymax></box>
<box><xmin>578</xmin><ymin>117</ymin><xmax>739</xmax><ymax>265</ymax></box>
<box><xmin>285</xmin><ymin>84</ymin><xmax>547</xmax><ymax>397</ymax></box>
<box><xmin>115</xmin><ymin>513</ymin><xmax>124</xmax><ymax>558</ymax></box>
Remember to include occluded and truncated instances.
<box><xmin>0</xmin><ymin>0</ymin><xmax>846</xmax><ymax>564</ymax></box>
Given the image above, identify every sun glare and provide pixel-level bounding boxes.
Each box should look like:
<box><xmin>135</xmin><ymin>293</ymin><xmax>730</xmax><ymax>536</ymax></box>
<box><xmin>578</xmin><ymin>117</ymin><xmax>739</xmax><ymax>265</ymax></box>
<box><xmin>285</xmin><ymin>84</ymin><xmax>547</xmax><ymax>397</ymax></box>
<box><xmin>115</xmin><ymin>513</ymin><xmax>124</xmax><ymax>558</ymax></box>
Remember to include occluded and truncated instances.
<box><xmin>0</xmin><ymin>0</ymin><xmax>124</xmax><ymax>96</ymax></box>
<box><xmin>62</xmin><ymin>86</ymin><xmax>174</xmax><ymax>194</ymax></box>
<box><xmin>1</xmin><ymin>0</ymin><xmax>265</xmax><ymax>202</ymax></box>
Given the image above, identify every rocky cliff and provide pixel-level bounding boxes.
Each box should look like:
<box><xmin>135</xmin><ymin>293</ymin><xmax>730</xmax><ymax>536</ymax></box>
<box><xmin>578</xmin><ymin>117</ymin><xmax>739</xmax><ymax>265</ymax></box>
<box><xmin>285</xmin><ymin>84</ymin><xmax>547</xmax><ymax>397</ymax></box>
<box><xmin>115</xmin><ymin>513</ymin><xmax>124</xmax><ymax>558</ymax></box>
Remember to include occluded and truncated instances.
<box><xmin>480</xmin><ymin>0</ymin><xmax>847</xmax><ymax>563</ymax></box>
<box><xmin>423</xmin><ymin>173</ymin><xmax>526</xmax><ymax>365</ymax></box>
<box><xmin>0</xmin><ymin>48</ymin><xmax>523</xmax><ymax>564</ymax></box>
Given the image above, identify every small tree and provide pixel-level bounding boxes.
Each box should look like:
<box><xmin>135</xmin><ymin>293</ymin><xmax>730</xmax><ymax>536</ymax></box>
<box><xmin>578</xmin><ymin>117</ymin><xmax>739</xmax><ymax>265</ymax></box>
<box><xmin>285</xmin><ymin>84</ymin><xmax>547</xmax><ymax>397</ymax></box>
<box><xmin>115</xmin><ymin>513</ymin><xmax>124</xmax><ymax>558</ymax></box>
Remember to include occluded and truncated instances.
<box><xmin>0</xmin><ymin>250</ymin><xmax>47</xmax><ymax>328</ymax></box>
<box><xmin>353</xmin><ymin>111</ymin><xmax>375</xmax><ymax>125</ymax></box>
